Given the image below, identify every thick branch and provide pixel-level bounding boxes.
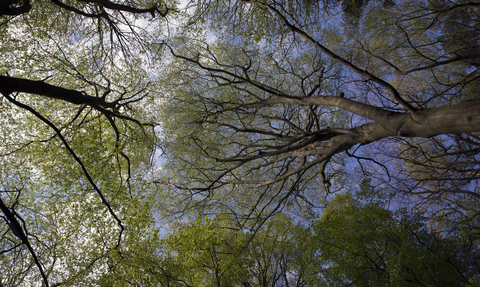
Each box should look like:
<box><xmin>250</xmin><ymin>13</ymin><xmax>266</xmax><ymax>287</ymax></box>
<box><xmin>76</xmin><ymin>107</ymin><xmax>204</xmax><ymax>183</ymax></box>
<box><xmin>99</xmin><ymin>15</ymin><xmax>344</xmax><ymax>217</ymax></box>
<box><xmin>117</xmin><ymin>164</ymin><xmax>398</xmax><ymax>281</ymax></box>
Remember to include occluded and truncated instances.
<box><xmin>77</xmin><ymin>0</ymin><xmax>169</xmax><ymax>17</ymax></box>
<box><xmin>0</xmin><ymin>75</ymin><xmax>116</xmax><ymax>110</ymax></box>
<box><xmin>50</xmin><ymin>0</ymin><xmax>105</xmax><ymax>17</ymax></box>
<box><xmin>0</xmin><ymin>197</ymin><xmax>49</xmax><ymax>287</ymax></box>
<box><xmin>206</xmin><ymin>99</ymin><xmax>480</xmax><ymax>187</ymax></box>
<box><xmin>245</xmin><ymin>95</ymin><xmax>394</xmax><ymax>124</ymax></box>
<box><xmin>0</xmin><ymin>0</ymin><xmax>31</xmax><ymax>15</ymax></box>
<box><xmin>239</xmin><ymin>0</ymin><xmax>417</xmax><ymax>113</ymax></box>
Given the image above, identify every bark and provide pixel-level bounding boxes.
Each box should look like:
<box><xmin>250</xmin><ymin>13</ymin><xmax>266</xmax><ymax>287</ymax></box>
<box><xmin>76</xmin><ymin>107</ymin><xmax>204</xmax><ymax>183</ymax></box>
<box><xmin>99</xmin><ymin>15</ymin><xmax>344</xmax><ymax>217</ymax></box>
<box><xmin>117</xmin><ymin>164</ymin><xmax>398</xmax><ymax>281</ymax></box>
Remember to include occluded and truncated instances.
<box><xmin>224</xmin><ymin>99</ymin><xmax>480</xmax><ymax>187</ymax></box>
<box><xmin>0</xmin><ymin>0</ymin><xmax>31</xmax><ymax>16</ymax></box>
<box><xmin>248</xmin><ymin>97</ymin><xmax>480</xmax><ymax>144</ymax></box>
<box><xmin>77</xmin><ymin>0</ymin><xmax>169</xmax><ymax>17</ymax></box>
<box><xmin>356</xmin><ymin>99</ymin><xmax>480</xmax><ymax>143</ymax></box>
<box><xmin>0</xmin><ymin>75</ymin><xmax>116</xmax><ymax>109</ymax></box>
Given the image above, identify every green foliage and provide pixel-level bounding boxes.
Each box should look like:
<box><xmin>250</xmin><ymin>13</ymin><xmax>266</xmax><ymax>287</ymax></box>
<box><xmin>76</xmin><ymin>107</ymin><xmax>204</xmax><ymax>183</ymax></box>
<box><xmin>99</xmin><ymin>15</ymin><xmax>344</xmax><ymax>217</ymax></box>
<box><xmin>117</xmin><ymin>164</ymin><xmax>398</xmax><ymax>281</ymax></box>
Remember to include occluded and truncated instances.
<box><xmin>2</xmin><ymin>0</ymin><xmax>480</xmax><ymax>285</ymax></box>
<box><xmin>0</xmin><ymin>0</ymin><xmax>165</xmax><ymax>285</ymax></box>
<box><xmin>163</xmin><ymin>213</ymin><xmax>320</xmax><ymax>286</ymax></box>
<box><xmin>314</xmin><ymin>187</ymin><xmax>471</xmax><ymax>286</ymax></box>
<box><xmin>160</xmin><ymin>182</ymin><xmax>476</xmax><ymax>286</ymax></box>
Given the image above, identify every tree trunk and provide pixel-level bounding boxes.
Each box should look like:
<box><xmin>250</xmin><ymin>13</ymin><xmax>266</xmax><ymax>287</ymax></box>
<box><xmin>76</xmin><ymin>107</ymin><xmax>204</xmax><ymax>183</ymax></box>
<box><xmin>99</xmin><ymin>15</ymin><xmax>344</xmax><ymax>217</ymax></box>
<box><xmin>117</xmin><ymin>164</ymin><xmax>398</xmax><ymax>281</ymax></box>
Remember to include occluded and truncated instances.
<box><xmin>358</xmin><ymin>100</ymin><xmax>480</xmax><ymax>144</ymax></box>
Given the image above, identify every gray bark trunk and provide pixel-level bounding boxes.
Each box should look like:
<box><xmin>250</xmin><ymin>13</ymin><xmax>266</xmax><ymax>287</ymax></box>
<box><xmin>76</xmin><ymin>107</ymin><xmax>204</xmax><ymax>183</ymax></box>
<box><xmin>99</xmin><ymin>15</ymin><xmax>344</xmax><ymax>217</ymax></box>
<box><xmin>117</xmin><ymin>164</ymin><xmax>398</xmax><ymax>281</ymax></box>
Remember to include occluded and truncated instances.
<box><xmin>357</xmin><ymin>100</ymin><xmax>480</xmax><ymax>145</ymax></box>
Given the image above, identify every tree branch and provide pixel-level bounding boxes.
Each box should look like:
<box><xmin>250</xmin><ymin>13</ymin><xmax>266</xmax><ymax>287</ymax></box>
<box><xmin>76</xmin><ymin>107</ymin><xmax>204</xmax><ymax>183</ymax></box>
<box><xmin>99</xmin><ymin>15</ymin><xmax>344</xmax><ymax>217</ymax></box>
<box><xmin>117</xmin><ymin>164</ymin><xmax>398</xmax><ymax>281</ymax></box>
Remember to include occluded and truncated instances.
<box><xmin>239</xmin><ymin>0</ymin><xmax>418</xmax><ymax>113</ymax></box>
<box><xmin>0</xmin><ymin>75</ymin><xmax>116</xmax><ymax>110</ymax></box>
<box><xmin>0</xmin><ymin>197</ymin><xmax>49</xmax><ymax>287</ymax></box>
<box><xmin>2</xmin><ymin>94</ymin><xmax>125</xmax><ymax>250</ymax></box>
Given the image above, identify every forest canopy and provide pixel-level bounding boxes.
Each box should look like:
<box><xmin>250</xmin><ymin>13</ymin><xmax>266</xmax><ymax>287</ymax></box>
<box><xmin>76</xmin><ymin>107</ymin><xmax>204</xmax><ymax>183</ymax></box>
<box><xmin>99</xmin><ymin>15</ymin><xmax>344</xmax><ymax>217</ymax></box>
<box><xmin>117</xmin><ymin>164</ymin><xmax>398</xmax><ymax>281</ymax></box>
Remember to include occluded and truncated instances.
<box><xmin>1</xmin><ymin>0</ymin><xmax>480</xmax><ymax>286</ymax></box>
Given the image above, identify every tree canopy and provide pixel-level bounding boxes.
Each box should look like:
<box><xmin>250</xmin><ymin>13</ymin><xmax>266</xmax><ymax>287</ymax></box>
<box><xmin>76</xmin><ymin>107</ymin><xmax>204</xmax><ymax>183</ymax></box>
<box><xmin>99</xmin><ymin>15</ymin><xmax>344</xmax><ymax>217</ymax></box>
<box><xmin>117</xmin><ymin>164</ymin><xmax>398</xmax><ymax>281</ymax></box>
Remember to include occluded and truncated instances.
<box><xmin>159</xmin><ymin>182</ymin><xmax>475</xmax><ymax>286</ymax></box>
<box><xmin>159</xmin><ymin>0</ymin><xmax>480</xmax><ymax>229</ymax></box>
<box><xmin>1</xmin><ymin>0</ymin><xmax>480</xmax><ymax>285</ymax></box>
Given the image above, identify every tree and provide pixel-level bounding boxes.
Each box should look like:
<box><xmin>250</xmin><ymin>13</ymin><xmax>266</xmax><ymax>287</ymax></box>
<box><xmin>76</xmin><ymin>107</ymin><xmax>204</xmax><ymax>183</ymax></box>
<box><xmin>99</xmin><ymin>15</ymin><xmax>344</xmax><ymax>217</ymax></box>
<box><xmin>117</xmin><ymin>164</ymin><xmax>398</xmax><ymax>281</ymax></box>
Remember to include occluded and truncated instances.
<box><xmin>313</xmin><ymin>183</ymin><xmax>473</xmax><ymax>286</ymax></box>
<box><xmin>2</xmin><ymin>0</ymin><xmax>480</xmax><ymax>284</ymax></box>
<box><xmin>159</xmin><ymin>181</ymin><xmax>477</xmax><ymax>286</ymax></box>
<box><xmin>162</xmin><ymin>213</ymin><xmax>321</xmax><ymax>286</ymax></box>
<box><xmin>158</xmin><ymin>0</ymin><xmax>480</xmax><ymax>232</ymax></box>
<box><xmin>0</xmin><ymin>0</ymin><xmax>174</xmax><ymax>285</ymax></box>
